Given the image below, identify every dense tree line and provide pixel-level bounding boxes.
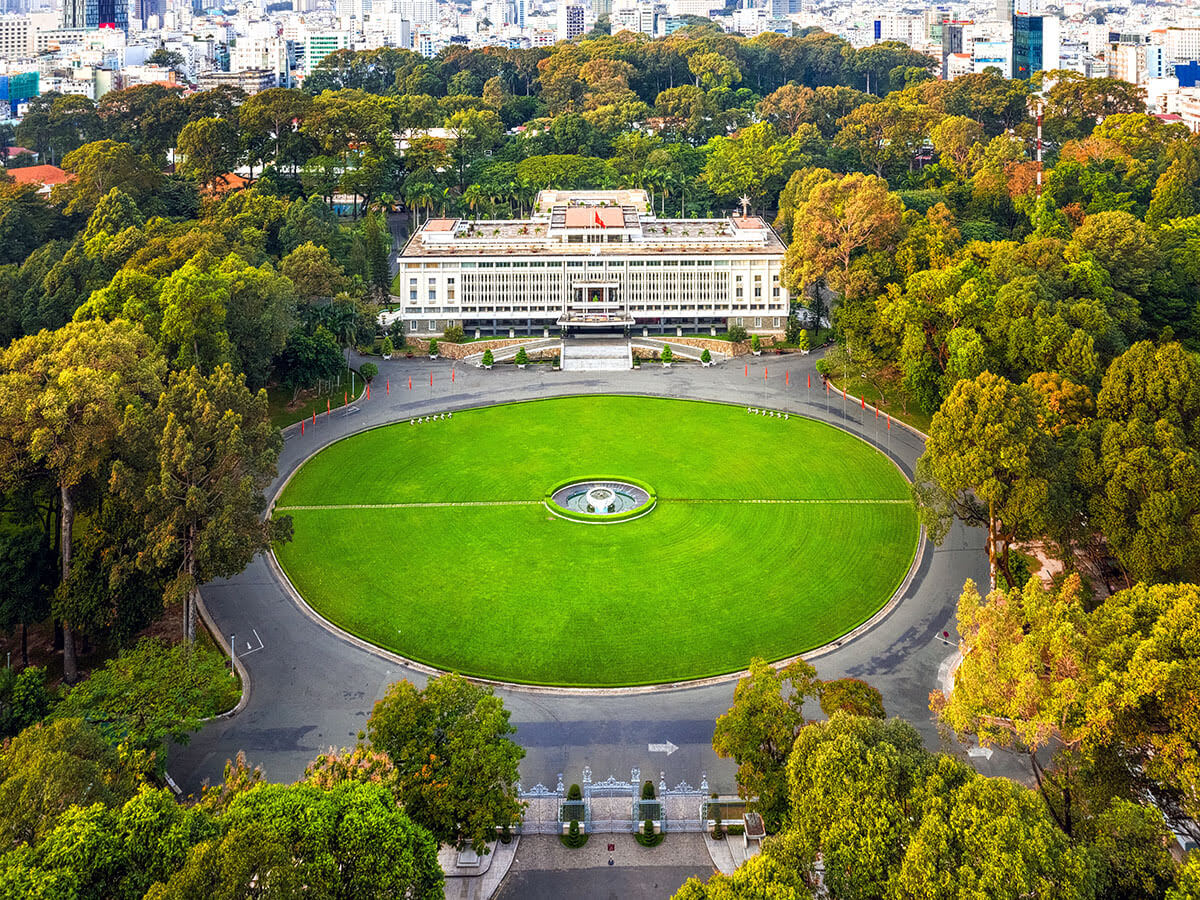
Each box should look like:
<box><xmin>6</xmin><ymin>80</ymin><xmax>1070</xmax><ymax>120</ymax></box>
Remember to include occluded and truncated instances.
<box><xmin>0</xmin><ymin>663</ymin><xmax>521</xmax><ymax>898</ymax></box>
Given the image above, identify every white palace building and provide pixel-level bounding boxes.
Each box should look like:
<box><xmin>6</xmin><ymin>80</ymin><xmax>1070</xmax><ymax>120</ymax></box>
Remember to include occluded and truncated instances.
<box><xmin>395</xmin><ymin>189</ymin><xmax>790</xmax><ymax>338</ymax></box>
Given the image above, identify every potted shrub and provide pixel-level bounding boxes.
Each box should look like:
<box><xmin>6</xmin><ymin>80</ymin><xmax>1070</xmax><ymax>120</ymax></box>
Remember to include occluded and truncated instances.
<box><xmin>661</xmin><ymin>345</ymin><xmax>673</xmax><ymax>367</ymax></box>
<box><xmin>359</xmin><ymin>362</ymin><xmax>378</xmax><ymax>383</ymax></box>
<box><xmin>428</xmin><ymin>338</ymin><xmax>439</xmax><ymax>359</ymax></box>
<box><xmin>552</xmin><ymin>353</ymin><xmax>560</xmax><ymax>370</ymax></box>
<box><xmin>798</xmin><ymin>329</ymin><xmax>810</xmax><ymax>352</ymax></box>
<box><xmin>514</xmin><ymin>346</ymin><xmax>529</xmax><ymax>368</ymax></box>
<box><xmin>750</xmin><ymin>334</ymin><xmax>762</xmax><ymax>356</ymax></box>
<box><xmin>701</xmin><ymin>348</ymin><xmax>712</xmax><ymax>367</ymax></box>
<box><xmin>380</xmin><ymin>336</ymin><xmax>394</xmax><ymax>360</ymax></box>
<box><xmin>711</xmin><ymin>803</ymin><xmax>724</xmax><ymax>840</ymax></box>
<box><xmin>481</xmin><ymin>348</ymin><xmax>494</xmax><ymax>369</ymax></box>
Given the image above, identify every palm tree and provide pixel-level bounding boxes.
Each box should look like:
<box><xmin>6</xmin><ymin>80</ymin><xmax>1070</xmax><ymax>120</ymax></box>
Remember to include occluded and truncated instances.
<box><xmin>405</xmin><ymin>181</ymin><xmax>437</xmax><ymax>228</ymax></box>
<box><xmin>463</xmin><ymin>183</ymin><xmax>487</xmax><ymax>218</ymax></box>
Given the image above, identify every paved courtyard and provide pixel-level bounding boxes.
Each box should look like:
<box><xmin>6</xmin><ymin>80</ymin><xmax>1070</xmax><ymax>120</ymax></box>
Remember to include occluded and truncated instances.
<box><xmin>493</xmin><ymin>834</ymin><xmax>714</xmax><ymax>900</ymax></box>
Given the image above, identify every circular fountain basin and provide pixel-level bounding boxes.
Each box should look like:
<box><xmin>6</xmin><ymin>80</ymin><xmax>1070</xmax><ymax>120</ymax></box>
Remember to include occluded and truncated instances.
<box><xmin>545</xmin><ymin>478</ymin><xmax>656</xmax><ymax>523</ymax></box>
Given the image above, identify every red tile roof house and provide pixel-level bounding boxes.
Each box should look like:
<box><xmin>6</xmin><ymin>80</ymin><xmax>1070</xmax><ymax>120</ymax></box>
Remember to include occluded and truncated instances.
<box><xmin>6</xmin><ymin>164</ymin><xmax>74</xmax><ymax>195</ymax></box>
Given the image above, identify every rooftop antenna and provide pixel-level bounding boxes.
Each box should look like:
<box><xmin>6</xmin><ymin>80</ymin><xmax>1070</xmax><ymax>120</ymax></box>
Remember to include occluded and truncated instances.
<box><xmin>739</xmin><ymin>195</ymin><xmax>751</xmax><ymax>217</ymax></box>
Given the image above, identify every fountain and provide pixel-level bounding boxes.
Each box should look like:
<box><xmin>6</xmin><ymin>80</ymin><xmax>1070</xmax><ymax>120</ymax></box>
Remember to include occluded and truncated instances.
<box><xmin>546</xmin><ymin>479</ymin><xmax>656</xmax><ymax>522</ymax></box>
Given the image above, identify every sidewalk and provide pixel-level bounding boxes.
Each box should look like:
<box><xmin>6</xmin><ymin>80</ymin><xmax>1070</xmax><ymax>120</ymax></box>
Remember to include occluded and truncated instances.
<box><xmin>703</xmin><ymin>831</ymin><xmax>761</xmax><ymax>875</ymax></box>
<box><xmin>440</xmin><ymin>838</ymin><xmax>520</xmax><ymax>900</ymax></box>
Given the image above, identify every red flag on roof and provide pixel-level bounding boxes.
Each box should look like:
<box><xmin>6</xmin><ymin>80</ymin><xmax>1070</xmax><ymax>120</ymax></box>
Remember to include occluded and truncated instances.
<box><xmin>594</xmin><ymin>210</ymin><xmax>605</xmax><ymax>228</ymax></box>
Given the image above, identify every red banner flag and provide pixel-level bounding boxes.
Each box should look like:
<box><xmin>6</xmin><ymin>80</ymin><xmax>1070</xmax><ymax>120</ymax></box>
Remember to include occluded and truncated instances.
<box><xmin>861</xmin><ymin>396</ymin><xmax>866</xmax><ymax>410</ymax></box>
<box><xmin>312</xmin><ymin>410</ymin><xmax>316</xmax><ymax>425</ymax></box>
<box><xmin>807</xmin><ymin>373</ymin><xmax>811</xmax><ymax>389</ymax></box>
<box><xmin>300</xmin><ymin>420</ymin><xmax>305</xmax><ymax>435</ymax></box>
<box><xmin>887</xmin><ymin>415</ymin><xmax>891</xmax><ymax>430</ymax></box>
<box><xmin>745</xmin><ymin>364</ymin><xmax>748</xmax><ymax>377</ymax></box>
<box><xmin>452</xmin><ymin>368</ymin><xmax>456</xmax><ymax>382</ymax></box>
<box><xmin>430</xmin><ymin>372</ymin><xmax>433</xmax><ymax>387</ymax></box>
<box><xmin>594</xmin><ymin>209</ymin><xmax>604</xmax><ymax>228</ymax></box>
<box><xmin>326</xmin><ymin>398</ymin><xmax>330</xmax><ymax>415</ymax></box>
<box><xmin>785</xmin><ymin>370</ymin><xmax>790</xmax><ymax>386</ymax></box>
<box><xmin>764</xmin><ymin>367</ymin><xmax>768</xmax><ymax>380</ymax></box>
<box><xmin>386</xmin><ymin>380</ymin><xmax>390</xmax><ymax>394</ymax></box>
<box><xmin>408</xmin><ymin>377</ymin><xmax>412</xmax><ymax>390</ymax></box>
<box><xmin>874</xmin><ymin>404</ymin><xmax>879</xmax><ymax>418</ymax></box>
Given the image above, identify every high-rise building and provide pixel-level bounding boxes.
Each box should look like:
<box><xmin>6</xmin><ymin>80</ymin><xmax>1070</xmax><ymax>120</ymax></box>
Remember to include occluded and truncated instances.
<box><xmin>0</xmin><ymin>71</ymin><xmax>39</xmax><ymax>116</ymax></box>
<box><xmin>557</xmin><ymin>0</ymin><xmax>588</xmax><ymax>41</ymax></box>
<box><xmin>1012</xmin><ymin>13</ymin><xmax>1058</xmax><ymax>79</ymax></box>
<box><xmin>941</xmin><ymin>20</ymin><xmax>967</xmax><ymax>77</ymax></box>
<box><xmin>304</xmin><ymin>31</ymin><xmax>349</xmax><ymax>73</ymax></box>
<box><xmin>61</xmin><ymin>0</ymin><xmax>86</xmax><ymax>28</ymax></box>
<box><xmin>62</xmin><ymin>0</ymin><xmax>128</xmax><ymax>32</ymax></box>
<box><xmin>133</xmin><ymin>0</ymin><xmax>166</xmax><ymax>29</ymax></box>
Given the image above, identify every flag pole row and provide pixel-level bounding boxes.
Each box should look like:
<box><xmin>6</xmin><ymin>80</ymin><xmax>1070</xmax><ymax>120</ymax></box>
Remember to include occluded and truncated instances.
<box><xmin>297</xmin><ymin>365</ymin><xmax>458</xmax><ymax>436</ymax></box>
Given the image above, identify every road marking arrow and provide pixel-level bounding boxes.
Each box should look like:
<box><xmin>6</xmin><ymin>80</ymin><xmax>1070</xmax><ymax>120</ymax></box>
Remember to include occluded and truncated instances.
<box><xmin>967</xmin><ymin>746</ymin><xmax>994</xmax><ymax>760</ymax></box>
<box><xmin>648</xmin><ymin>741</ymin><xmax>679</xmax><ymax>756</ymax></box>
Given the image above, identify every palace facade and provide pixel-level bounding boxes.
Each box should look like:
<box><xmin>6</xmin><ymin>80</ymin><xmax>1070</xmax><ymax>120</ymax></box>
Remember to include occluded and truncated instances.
<box><xmin>395</xmin><ymin>189</ymin><xmax>790</xmax><ymax>338</ymax></box>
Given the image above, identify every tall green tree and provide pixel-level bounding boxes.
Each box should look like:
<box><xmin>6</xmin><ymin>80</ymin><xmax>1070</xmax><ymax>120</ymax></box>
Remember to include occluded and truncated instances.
<box><xmin>367</xmin><ymin>673</ymin><xmax>524</xmax><ymax>853</ymax></box>
<box><xmin>176</xmin><ymin>117</ymin><xmax>240</xmax><ymax>192</ymax></box>
<box><xmin>0</xmin><ymin>718</ymin><xmax>141</xmax><ymax>849</ymax></box>
<box><xmin>54</xmin><ymin>638</ymin><xmax>239</xmax><ymax>762</ymax></box>
<box><xmin>914</xmin><ymin>371</ymin><xmax>1050</xmax><ymax>588</ymax></box>
<box><xmin>711</xmin><ymin>657</ymin><xmax>819</xmax><ymax>830</ymax></box>
<box><xmin>115</xmin><ymin>364</ymin><xmax>290</xmax><ymax>643</ymax></box>
<box><xmin>147</xmin><ymin>781</ymin><xmax>443</xmax><ymax>900</ymax></box>
<box><xmin>57</xmin><ymin>140</ymin><xmax>161</xmax><ymax>216</ymax></box>
<box><xmin>0</xmin><ymin>320</ymin><xmax>164</xmax><ymax>682</ymax></box>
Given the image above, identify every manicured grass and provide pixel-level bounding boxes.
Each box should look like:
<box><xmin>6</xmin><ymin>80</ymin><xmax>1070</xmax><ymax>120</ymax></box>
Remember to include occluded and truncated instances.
<box><xmin>273</xmin><ymin>397</ymin><xmax>918</xmax><ymax>686</ymax></box>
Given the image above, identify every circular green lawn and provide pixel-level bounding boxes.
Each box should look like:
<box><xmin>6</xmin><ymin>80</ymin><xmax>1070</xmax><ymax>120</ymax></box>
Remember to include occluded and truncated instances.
<box><xmin>273</xmin><ymin>396</ymin><xmax>918</xmax><ymax>687</ymax></box>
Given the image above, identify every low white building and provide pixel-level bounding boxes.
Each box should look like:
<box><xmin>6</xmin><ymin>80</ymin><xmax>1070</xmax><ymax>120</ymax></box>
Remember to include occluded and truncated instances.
<box><xmin>396</xmin><ymin>189</ymin><xmax>789</xmax><ymax>338</ymax></box>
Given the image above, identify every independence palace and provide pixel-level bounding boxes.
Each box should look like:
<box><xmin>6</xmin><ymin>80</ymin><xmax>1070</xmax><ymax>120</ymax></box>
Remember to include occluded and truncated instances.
<box><xmin>395</xmin><ymin>189</ymin><xmax>790</xmax><ymax>338</ymax></box>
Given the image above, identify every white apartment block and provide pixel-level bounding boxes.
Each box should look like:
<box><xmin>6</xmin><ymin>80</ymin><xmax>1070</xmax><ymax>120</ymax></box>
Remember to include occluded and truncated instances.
<box><xmin>230</xmin><ymin>27</ymin><xmax>293</xmax><ymax>85</ymax></box>
<box><xmin>1156</xmin><ymin>27</ymin><xmax>1200</xmax><ymax>65</ymax></box>
<box><xmin>612</xmin><ymin>2</ymin><xmax>657</xmax><ymax>36</ymax></box>
<box><xmin>872</xmin><ymin>14</ymin><xmax>925</xmax><ymax>46</ymax></box>
<box><xmin>556</xmin><ymin>0</ymin><xmax>589</xmax><ymax>41</ymax></box>
<box><xmin>972</xmin><ymin>39</ymin><xmax>1012</xmax><ymax>76</ymax></box>
<box><xmin>396</xmin><ymin>190</ymin><xmax>789</xmax><ymax>338</ymax></box>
